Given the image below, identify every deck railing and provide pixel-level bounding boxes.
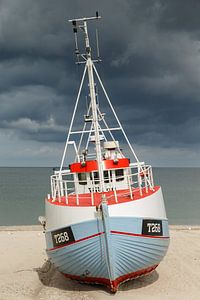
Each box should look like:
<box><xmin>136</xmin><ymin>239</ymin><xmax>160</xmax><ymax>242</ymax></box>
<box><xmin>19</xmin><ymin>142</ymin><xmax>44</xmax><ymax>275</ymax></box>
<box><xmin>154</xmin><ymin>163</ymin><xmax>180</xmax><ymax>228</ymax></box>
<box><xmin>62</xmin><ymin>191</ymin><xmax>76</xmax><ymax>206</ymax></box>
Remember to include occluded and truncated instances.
<box><xmin>50</xmin><ymin>163</ymin><xmax>154</xmax><ymax>205</ymax></box>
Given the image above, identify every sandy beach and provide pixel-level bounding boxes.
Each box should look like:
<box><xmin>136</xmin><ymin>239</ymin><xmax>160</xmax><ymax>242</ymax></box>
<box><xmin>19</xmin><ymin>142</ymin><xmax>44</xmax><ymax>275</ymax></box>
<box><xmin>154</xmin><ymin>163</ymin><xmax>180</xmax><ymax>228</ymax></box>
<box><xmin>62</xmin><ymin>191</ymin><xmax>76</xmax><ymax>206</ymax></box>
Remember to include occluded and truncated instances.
<box><xmin>0</xmin><ymin>226</ymin><xmax>199</xmax><ymax>300</ymax></box>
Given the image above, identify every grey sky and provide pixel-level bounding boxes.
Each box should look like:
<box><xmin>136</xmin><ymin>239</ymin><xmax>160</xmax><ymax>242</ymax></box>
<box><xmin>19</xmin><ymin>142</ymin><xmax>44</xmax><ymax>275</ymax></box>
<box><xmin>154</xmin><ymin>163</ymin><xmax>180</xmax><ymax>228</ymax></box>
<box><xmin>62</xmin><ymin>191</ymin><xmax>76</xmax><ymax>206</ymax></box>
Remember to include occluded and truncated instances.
<box><xmin>1</xmin><ymin>0</ymin><xmax>200</xmax><ymax>166</ymax></box>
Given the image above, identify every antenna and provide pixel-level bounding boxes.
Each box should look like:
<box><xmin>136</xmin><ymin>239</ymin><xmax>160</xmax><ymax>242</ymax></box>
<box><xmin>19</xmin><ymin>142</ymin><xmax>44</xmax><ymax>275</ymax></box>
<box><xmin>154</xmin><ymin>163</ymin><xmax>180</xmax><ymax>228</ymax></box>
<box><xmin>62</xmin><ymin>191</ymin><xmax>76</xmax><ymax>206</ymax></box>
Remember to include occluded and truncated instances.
<box><xmin>96</xmin><ymin>28</ymin><xmax>101</xmax><ymax>61</ymax></box>
<box><xmin>71</xmin><ymin>20</ymin><xmax>80</xmax><ymax>63</ymax></box>
<box><xmin>73</xmin><ymin>26</ymin><xmax>79</xmax><ymax>54</ymax></box>
<box><xmin>68</xmin><ymin>12</ymin><xmax>101</xmax><ymax>64</ymax></box>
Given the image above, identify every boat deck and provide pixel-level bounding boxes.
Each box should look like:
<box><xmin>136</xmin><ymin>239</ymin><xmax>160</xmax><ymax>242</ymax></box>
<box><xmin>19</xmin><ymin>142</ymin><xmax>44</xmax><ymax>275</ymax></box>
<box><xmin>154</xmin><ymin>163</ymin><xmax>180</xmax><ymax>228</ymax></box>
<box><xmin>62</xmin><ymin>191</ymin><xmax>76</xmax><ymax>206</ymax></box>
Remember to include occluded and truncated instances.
<box><xmin>47</xmin><ymin>186</ymin><xmax>159</xmax><ymax>207</ymax></box>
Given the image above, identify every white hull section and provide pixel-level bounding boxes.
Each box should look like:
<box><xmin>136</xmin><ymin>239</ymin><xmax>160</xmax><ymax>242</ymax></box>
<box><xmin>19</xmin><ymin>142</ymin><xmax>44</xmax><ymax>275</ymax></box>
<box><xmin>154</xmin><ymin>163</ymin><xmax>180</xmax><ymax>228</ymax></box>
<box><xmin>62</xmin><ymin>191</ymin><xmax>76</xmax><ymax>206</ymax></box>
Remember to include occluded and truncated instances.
<box><xmin>109</xmin><ymin>187</ymin><xmax>166</xmax><ymax>218</ymax></box>
<box><xmin>45</xmin><ymin>186</ymin><xmax>166</xmax><ymax>231</ymax></box>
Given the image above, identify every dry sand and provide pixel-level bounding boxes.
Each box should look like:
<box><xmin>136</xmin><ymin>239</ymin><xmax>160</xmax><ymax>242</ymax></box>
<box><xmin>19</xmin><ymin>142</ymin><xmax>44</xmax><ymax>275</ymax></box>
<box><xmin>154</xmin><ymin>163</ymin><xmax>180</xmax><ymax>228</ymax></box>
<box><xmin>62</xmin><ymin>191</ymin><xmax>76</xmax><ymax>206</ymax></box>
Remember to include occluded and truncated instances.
<box><xmin>0</xmin><ymin>225</ymin><xmax>200</xmax><ymax>300</ymax></box>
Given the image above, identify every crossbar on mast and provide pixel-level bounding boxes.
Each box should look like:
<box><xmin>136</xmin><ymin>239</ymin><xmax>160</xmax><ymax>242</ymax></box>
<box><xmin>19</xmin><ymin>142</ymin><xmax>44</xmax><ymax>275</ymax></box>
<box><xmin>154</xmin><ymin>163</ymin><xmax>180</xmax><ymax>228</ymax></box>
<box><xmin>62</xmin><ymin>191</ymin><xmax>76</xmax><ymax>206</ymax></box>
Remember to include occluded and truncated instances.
<box><xmin>68</xmin><ymin>11</ymin><xmax>101</xmax><ymax>24</ymax></box>
<box><xmin>68</xmin><ymin>15</ymin><xmax>101</xmax><ymax>23</ymax></box>
<box><xmin>70</xmin><ymin>127</ymin><xmax>121</xmax><ymax>134</ymax></box>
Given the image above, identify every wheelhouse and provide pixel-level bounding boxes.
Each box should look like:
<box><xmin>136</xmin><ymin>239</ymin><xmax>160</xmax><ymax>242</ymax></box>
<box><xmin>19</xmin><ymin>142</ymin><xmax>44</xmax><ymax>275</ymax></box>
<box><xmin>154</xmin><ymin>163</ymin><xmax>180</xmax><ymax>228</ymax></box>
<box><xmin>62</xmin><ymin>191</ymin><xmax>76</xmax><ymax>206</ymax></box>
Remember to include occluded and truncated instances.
<box><xmin>49</xmin><ymin>141</ymin><xmax>154</xmax><ymax>206</ymax></box>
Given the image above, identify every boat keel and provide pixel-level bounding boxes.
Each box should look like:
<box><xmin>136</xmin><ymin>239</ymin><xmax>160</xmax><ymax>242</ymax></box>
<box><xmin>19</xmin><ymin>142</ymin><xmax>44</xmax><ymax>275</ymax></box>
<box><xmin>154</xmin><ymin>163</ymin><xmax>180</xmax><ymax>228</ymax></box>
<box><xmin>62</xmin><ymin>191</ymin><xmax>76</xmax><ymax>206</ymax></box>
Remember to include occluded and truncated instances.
<box><xmin>62</xmin><ymin>264</ymin><xmax>158</xmax><ymax>292</ymax></box>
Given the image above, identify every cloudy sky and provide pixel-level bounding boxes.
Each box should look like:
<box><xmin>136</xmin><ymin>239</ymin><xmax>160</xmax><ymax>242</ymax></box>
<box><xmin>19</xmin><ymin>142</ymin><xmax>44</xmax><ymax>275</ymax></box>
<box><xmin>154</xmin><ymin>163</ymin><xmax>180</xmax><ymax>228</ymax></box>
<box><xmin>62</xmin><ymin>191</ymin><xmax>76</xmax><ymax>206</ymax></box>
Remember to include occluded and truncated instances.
<box><xmin>1</xmin><ymin>0</ymin><xmax>200</xmax><ymax>167</ymax></box>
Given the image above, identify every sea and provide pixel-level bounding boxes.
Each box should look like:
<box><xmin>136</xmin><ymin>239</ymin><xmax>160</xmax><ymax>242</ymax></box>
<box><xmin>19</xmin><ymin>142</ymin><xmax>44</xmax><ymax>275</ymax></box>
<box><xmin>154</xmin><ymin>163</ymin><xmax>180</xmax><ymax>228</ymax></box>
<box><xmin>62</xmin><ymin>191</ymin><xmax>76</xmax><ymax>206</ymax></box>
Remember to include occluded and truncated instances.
<box><xmin>0</xmin><ymin>167</ymin><xmax>199</xmax><ymax>226</ymax></box>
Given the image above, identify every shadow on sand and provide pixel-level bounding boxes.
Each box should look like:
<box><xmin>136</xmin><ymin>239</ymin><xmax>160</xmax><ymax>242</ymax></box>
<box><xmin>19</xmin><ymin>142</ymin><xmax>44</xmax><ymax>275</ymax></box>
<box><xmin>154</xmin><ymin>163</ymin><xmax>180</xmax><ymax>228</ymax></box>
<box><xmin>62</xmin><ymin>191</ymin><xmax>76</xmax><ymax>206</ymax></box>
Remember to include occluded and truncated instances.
<box><xmin>36</xmin><ymin>259</ymin><xmax>159</xmax><ymax>293</ymax></box>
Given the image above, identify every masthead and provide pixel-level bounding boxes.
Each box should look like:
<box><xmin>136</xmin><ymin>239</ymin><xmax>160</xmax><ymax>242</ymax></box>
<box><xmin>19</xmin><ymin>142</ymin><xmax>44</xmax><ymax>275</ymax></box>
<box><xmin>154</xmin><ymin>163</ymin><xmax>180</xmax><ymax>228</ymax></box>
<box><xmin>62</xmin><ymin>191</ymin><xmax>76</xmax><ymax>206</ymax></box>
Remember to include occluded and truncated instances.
<box><xmin>68</xmin><ymin>12</ymin><xmax>101</xmax><ymax>64</ymax></box>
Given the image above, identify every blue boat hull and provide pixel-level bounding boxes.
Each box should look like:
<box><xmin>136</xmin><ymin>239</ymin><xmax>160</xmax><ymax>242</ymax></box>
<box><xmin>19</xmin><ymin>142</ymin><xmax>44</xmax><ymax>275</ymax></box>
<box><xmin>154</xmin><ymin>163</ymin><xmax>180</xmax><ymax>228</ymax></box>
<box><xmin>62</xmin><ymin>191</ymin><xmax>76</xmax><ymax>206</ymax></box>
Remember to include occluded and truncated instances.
<box><xmin>46</xmin><ymin>215</ymin><xmax>169</xmax><ymax>291</ymax></box>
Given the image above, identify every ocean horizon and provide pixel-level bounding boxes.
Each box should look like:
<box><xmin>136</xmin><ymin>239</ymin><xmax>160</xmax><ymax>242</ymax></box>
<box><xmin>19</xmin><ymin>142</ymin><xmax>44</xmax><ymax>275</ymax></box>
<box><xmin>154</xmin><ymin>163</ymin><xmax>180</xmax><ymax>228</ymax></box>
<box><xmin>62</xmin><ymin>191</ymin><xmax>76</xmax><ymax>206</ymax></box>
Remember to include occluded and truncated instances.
<box><xmin>0</xmin><ymin>167</ymin><xmax>199</xmax><ymax>226</ymax></box>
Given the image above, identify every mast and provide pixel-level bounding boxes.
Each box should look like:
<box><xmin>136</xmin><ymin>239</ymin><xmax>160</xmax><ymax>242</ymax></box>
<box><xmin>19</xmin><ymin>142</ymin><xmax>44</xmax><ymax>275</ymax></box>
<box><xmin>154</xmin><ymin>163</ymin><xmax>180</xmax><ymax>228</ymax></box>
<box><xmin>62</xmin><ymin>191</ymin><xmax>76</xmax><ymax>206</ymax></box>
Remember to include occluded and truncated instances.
<box><xmin>69</xmin><ymin>14</ymin><xmax>105</xmax><ymax>192</ymax></box>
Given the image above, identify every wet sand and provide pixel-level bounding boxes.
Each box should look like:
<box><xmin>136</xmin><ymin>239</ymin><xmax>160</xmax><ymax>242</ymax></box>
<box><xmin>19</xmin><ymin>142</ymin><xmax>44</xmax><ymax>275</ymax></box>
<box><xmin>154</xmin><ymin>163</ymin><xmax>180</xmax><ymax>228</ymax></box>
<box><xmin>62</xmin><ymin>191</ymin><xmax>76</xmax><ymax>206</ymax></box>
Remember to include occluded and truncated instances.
<box><xmin>0</xmin><ymin>225</ymin><xmax>200</xmax><ymax>300</ymax></box>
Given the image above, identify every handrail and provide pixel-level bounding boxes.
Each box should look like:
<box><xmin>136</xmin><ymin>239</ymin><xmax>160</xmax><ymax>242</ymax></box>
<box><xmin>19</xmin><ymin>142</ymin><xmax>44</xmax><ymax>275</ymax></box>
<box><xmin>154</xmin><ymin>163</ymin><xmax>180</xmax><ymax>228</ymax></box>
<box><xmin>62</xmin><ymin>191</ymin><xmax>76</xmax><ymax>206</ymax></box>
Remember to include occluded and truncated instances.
<box><xmin>50</xmin><ymin>163</ymin><xmax>154</xmax><ymax>205</ymax></box>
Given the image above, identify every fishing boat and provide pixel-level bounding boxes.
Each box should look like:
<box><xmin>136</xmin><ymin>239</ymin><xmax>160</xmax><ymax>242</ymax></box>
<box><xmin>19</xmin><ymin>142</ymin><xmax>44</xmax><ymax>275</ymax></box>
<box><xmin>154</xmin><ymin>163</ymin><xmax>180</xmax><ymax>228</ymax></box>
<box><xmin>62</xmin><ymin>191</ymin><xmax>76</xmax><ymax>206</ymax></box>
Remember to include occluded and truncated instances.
<box><xmin>40</xmin><ymin>13</ymin><xmax>170</xmax><ymax>292</ymax></box>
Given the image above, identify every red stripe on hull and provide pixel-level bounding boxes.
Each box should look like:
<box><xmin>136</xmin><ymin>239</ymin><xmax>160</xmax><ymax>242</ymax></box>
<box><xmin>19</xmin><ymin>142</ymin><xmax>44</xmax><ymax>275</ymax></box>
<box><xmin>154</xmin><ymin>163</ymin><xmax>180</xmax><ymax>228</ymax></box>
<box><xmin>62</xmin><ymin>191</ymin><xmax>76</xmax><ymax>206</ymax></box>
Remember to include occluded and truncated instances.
<box><xmin>62</xmin><ymin>264</ymin><xmax>158</xmax><ymax>292</ymax></box>
<box><xmin>47</xmin><ymin>231</ymin><xmax>104</xmax><ymax>251</ymax></box>
<box><xmin>111</xmin><ymin>230</ymin><xmax>169</xmax><ymax>239</ymax></box>
<box><xmin>47</xmin><ymin>230</ymin><xmax>168</xmax><ymax>252</ymax></box>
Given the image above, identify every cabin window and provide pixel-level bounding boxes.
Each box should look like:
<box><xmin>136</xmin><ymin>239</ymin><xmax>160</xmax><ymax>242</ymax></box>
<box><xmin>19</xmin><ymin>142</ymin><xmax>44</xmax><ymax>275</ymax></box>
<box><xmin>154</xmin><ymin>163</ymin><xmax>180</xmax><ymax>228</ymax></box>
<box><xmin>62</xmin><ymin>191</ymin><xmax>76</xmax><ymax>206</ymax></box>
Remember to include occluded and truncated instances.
<box><xmin>78</xmin><ymin>172</ymin><xmax>87</xmax><ymax>185</ymax></box>
<box><xmin>90</xmin><ymin>171</ymin><xmax>99</xmax><ymax>185</ymax></box>
<box><xmin>115</xmin><ymin>169</ymin><xmax>124</xmax><ymax>182</ymax></box>
<box><xmin>104</xmin><ymin>170</ymin><xmax>112</xmax><ymax>183</ymax></box>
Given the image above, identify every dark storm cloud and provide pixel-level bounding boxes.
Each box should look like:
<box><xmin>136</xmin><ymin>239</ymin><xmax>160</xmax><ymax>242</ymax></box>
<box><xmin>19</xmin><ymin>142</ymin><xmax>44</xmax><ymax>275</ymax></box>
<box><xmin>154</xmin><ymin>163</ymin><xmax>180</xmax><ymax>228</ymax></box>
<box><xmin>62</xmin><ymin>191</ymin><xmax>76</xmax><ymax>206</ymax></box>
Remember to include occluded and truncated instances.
<box><xmin>157</xmin><ymin>0</ymin><xmax>200</xmax><ymax>32</ymax></box>
<box><xmin>0</xmin><ymin>0</ymin><xmax>200</xmax><ymax>152</ymax></box>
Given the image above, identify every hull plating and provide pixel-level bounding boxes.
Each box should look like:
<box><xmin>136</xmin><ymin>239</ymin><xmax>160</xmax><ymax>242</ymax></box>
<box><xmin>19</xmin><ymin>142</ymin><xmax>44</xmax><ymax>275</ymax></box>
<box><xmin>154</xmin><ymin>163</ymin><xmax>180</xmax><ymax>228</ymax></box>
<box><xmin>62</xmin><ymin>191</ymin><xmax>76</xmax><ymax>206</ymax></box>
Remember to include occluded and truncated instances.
<box><xmin>46</xmin><ymin>216</ymin><xmax>169</xmax><ymax>291</ymax></box>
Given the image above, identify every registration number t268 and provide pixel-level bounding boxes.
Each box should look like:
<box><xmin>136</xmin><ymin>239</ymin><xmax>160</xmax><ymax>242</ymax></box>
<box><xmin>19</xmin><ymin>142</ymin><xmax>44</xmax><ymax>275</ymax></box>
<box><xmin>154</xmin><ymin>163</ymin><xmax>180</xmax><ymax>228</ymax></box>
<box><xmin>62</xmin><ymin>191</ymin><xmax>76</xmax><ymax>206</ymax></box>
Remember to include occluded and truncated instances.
<box><xmin>146</xmin><ymin>222</ymin><xmax>161</xmax><ymax>233</ymax></box>
<box><xmin>51</xmin><ymin>226</ymin><xmax>75</xmax><ymax>247</ymax></box>
<box><xmin>142</xmin><ymin>219</ymin><xmax>163</xmax><ymax>236</ymax></box>
<box><xmin>53</xmin><ymin>232</ymin><xmax>70</xmax><ymax>244</ymax></box>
